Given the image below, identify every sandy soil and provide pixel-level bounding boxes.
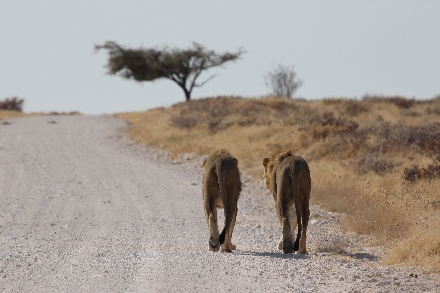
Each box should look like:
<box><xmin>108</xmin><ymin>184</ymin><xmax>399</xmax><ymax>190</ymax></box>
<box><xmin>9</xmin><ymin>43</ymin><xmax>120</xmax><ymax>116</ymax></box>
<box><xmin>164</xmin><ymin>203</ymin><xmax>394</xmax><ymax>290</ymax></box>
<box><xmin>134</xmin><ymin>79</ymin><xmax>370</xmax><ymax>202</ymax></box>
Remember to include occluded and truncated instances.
<box><xmin>0</xmin><ymin>115</ymin><xmax>439</xmax><ymax>292</ymax></box>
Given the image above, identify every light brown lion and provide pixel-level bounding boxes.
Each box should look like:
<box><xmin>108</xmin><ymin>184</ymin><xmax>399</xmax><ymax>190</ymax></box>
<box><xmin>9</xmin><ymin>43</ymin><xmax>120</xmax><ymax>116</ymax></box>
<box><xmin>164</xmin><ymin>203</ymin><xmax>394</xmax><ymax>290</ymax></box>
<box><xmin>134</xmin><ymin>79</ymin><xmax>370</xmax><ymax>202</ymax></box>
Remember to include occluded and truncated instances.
<box><xmin>262</xmin><ymin>148</ymin><xmax>311</xmax><ymax>254</ymax></box>
<box><xmin>202</xmin><ymin>149</ymin><xmax>242</xmax><ymax>252</ymax></box>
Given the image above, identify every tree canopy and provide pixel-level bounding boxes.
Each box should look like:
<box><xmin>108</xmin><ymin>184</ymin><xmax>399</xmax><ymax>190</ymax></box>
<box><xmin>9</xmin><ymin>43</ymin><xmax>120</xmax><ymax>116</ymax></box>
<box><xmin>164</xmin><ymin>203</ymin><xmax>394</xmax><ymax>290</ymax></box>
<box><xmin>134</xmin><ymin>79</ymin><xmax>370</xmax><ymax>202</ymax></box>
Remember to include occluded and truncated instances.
<box><xmin>95</xmin><ymin>41</ymin><xmax>244</xmax><ymax>101</ymax></box>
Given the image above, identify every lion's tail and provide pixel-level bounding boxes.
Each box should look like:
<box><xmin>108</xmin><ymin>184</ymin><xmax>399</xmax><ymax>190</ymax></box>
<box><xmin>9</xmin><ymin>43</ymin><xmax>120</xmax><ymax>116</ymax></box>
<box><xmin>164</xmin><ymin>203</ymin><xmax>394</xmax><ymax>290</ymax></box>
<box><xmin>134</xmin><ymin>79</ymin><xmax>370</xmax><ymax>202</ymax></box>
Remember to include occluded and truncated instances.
<box><xmin>291</xmin><ymin>162</ymin><xmax>303</xmax><ymax>252</ymax></box>
<box><xmin>217</xmin><ymin>160</ymin><xmax>234</xmax><ymax>246</ymax></box>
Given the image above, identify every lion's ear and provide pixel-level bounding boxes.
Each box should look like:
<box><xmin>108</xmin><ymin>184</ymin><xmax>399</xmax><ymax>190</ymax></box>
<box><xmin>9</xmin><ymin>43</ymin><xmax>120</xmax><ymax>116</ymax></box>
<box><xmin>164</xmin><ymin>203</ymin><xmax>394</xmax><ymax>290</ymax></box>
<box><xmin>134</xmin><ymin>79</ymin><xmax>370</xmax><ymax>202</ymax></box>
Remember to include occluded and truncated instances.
<box><xmin>262</xmin><ymin>158</ymin><xmax>270</xmax><ymax>166</ymax></box>
<box><xmin>202</xmin><ymin>159</ymin><xmax>207</xmax><ymax>168</ymax></box>
<box><xmin>234</xmin><ymin>158</ymin><xmax>238</xmax><ymax>165</ymax></box>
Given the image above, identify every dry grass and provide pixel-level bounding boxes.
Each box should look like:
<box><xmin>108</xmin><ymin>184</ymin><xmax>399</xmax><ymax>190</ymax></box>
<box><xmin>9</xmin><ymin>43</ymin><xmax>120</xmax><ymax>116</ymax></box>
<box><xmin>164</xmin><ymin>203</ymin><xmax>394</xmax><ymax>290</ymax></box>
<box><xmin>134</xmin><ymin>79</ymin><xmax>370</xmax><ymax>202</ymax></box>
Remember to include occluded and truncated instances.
<box><xmin>116</xmin><ymin>95</ymin><xmax>440</xmax><ymax>272</ymax></box>
<box><xmin>0</xmin><ymin>111</ymin><xmax>80</xmax><ymax>121</ymax></box>
<box><xmin>0</xmin><ymin>110</ymin><xmax>27</xmax><ymax>120</ymax></box>
<box><xmin>384</xmin><ymin>228</ymin><xmax>440</xmax><ymax>272</ymax></box>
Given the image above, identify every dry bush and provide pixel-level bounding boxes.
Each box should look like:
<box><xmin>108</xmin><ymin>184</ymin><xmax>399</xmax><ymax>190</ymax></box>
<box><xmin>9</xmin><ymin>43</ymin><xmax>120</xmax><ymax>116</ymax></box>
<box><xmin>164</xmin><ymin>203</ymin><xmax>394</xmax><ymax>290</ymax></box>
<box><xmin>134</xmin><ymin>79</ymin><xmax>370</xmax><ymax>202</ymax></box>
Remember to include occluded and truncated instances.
<box><xmin>301</xmin><ymin>115</ymin><xmax>369</xmax><ymax>160</ymax></box>
<box><xmin>400</xmin><ymin>109</ymin><xmax>422</xmax><ymax>117</ymax></box>
<box><xmin>0</xmin><ymin>97</ymin><xmax>24</xmax><ymax>112</ymax></box>
<box><xmin>389</xmin><ymin>97</ymin><xmax>417</xmax><ymax>109</ymax></box>
<box><xmin>321</xmin><ymin>98</ymin><xmax>370</xmax><ymax>116</ymax></box>
<box><xmin>370</xmin><ymin>123</ymin><xmax>440</xmax><ymax>156</ymax></box>
<box><xmin>425</xmin><ymin>96</ymin><xmax>440</xmax><ymax>116</ymax></box>
<box><xmin>403</xmin><ymin>164</ymin><xmax>440</xmax><ymax>182</ymax></box>
<box><xmin>363</xmin><ymin>95</ymin><xmax>421</xmax><ymax>109</ymax></box>
<box><xmin>169</xmin><ymin>115</ymin><xmax>198</xmax><ymax>130</ymax></box>
<box><xmin>356</xmin><ymin>154</ymin><xmax>401</xmax><ymax>175</ymax></box>
<box><xmin>344</xmin><ymin>99</ymin><xmax>370</xmax><ymax>117</ymax></box>
<box><xmin>308</xmin><ymin>112</ymin><xmax>359</xmax><ymax>139</ymax></box>
<box><xmin>319</xmin><ymin>122</ymin><xmax>440</xmax><ymax>159</ymax></box>
<box><xmin>426</xmin><ymin>106</ymin><xmax>440</xmax><ymax>116</ymax></box>
<box><xmin>264</xmin><ymin>64</ymin><xmax>302</xmax><ymax>98</ymax></box>
<box><xmin>322</xmin><ymin>98</ymin><xmax>346</xmax><ymax>105</ymax></box>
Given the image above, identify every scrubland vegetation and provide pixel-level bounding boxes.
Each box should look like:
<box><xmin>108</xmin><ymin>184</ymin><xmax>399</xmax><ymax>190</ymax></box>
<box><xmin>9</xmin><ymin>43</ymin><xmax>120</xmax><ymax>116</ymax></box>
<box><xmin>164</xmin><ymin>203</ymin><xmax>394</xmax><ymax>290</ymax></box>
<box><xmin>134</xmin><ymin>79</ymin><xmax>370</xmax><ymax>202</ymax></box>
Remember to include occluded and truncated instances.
<box><xmin>0</xmin><ymin>97</ymin><xmax>24</xmax><ymax>112</ymax></box>
<box><xmin>117</xmin><ymin>95</ymin><xmax>440</xmax><ymax>272</ymax></box>
<box><xmin>0</xmin><ymin>97</ymin><xmax>80</xmax><ymax>120</ymax></box>
<box><xmin>0</xmin><ymin>97</ymin><xmax>26</xmax><ymax>120</ymax></box>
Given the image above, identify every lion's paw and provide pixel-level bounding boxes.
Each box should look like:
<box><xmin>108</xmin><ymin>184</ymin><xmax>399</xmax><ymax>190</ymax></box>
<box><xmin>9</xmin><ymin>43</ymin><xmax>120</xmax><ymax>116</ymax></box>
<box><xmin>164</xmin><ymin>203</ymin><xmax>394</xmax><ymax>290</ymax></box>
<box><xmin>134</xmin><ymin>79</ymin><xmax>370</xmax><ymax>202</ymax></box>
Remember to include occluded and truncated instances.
<box><xmin>209</xmin><ymin>238</ymin><xmax>220</xmax><ymax>252</ymax></box>
<box><xmin>220</xmin><ymin>246</ymin><xmax>232</xmax><ymax>252</ymax></box>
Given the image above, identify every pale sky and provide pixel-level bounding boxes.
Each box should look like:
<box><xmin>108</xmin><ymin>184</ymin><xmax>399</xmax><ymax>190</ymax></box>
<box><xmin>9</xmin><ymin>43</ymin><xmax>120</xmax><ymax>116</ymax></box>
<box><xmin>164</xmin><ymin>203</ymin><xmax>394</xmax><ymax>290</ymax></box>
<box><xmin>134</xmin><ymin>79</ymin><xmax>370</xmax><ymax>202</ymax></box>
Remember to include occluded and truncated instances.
<box><xmin>1</xmin><ymin>1</ymin><xmax>439</xmax><ymax>114</ymax></box>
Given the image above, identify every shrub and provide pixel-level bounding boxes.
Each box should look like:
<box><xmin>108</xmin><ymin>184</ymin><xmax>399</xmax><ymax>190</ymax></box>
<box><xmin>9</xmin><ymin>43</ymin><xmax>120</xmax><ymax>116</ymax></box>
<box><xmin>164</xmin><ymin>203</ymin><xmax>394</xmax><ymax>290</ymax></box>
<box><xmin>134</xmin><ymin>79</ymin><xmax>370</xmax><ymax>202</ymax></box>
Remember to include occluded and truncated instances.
<box><xmin>403</xmin><ymin>164</ymin><xmax>440</xmax><ymax>182</ymax></box>
<box><xmin>357</xmin><ymin>154</ymin><xmax>400</xmax><ymax>175</ymax></box>
<box><xmin>426</xmin><ymin>106</ymin><xmax>440</xmax><ymax>116</ymax></box>
<box><xmin>264</xmin><ymin>64</ymin><xmax>302</xmax><ymax>98</ymax></box>
<box><xmin>344</xmin><ymin>100</ymin><xmax>370</xmax><ymax>117</ymax></box>
<box><xmin>321</xmin><ymin>98</ymin><xmax>345</xmax><ymax>105</ymax></box>
<box><xmin>371</xmin><ymin>159</ymin><xmax>400</xmax><ymax>175</ymax></box>
<box><xmin>374</xmin><ymin>123</ymin><xmax>440</xmax><ymax>155</ymax></box>
<box><xmin>410</xmin><ymin>124</ymin><xmax>440</xmax><ymax>154</ymax></box>
<box><xmin>208</xmin><ymin>119</ymin><xmax>233</xmax><ymax>134</ymax></box>
<box><xmin>169</xmin><ymin>115</ymin><xmax>197</xmax><ymax>130</ymax></box>
<box><xmin>309</xmin><ymin>112</ymin><xmax>359</xmax><ymax>139</ymax></box>
<box><xmin>400</xmin><ymin>109</ymin><xmax>421</xmax><ymax>117</ymax></box>
<box><xmin>389</xmin><ymin>97</ymin><xmax>416</xmax><ymax>109</ymax></box>
<box><xmin>0</xmin><ymin>97</ymin><xmax>24</xmax><ymax>112</ymax></box>
<box><xmin>362</xmin><ymin>95</ymin><xmax>420</xmax><ymax>109</ymax></box>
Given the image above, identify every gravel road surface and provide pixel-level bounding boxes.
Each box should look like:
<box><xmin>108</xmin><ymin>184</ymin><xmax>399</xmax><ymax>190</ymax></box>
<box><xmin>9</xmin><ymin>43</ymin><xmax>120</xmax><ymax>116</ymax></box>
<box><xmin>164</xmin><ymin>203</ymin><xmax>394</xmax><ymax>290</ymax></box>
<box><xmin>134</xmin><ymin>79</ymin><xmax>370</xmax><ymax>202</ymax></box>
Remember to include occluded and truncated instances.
<box><xmin>0</xmin><ymin>115</ymin><xmax>439</xmax><ymax>292</ymax></box>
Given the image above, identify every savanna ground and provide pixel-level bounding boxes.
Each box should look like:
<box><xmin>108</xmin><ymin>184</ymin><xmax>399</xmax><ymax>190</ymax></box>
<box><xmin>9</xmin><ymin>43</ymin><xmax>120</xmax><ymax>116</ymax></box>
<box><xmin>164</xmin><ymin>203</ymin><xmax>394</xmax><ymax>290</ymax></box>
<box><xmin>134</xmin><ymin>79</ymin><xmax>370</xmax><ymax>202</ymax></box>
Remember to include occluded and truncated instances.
<box><xmin>117</xmin><ymin>95</ymin><xmax>440</xmax><ymax>272</ymax></box>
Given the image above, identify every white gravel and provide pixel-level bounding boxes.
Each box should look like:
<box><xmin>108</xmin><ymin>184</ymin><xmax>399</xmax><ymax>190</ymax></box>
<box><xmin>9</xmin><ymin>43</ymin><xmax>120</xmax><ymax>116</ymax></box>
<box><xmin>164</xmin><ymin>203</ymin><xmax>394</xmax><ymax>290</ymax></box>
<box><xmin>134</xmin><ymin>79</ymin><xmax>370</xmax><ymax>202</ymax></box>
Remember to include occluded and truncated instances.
<box><xmin>0</xmin><ymin>115</ymin><xmax>439</xmax><ymax>292</ymax></box>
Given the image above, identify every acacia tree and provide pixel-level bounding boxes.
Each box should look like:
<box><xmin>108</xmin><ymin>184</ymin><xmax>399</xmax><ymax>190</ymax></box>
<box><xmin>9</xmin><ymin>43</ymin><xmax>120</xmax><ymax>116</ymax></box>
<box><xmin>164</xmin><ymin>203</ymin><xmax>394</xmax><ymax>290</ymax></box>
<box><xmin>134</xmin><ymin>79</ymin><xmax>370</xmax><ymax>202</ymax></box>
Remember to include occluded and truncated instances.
<box><xmin>95</xmin><ymin>41</ymin><xmax>244</xmax><ymax>101</ymax></box>
<box><xmin>264</xmin><ymin>64</ymin><xmax>303</xmax><ymax>98</ymax></box>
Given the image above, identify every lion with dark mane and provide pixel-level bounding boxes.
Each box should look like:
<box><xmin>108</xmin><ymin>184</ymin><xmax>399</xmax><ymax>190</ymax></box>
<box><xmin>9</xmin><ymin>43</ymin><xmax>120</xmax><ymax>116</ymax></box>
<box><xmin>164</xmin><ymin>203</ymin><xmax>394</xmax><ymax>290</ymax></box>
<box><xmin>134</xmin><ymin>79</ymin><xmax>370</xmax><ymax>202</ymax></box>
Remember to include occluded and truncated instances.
<box><xmin>202</xmin><ymin>149</ymin><xmax>242</xmax><ymax>252</ymax></box>
<box><xmin>262</xmin><ymin>148</ymin><xmax>311</xmax><ymax>254</ymax></box>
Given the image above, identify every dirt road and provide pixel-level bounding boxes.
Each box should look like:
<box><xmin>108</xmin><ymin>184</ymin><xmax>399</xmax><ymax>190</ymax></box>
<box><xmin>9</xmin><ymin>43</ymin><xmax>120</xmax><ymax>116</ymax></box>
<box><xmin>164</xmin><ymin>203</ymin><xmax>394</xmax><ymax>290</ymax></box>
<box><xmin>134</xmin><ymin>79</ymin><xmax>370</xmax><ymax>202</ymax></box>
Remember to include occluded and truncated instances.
<box><xmin>0</xmin><ymin>115</ymin><xmax>439</xmax><ymax>292</ymax></box>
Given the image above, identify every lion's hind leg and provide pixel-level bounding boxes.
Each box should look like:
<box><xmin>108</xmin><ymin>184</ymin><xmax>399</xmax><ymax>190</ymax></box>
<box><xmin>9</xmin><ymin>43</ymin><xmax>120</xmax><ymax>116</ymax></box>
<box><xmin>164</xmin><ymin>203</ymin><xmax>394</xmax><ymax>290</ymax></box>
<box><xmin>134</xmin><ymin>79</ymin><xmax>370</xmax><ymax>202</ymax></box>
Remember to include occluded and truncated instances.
<box><xmin>219</xmin><ymin>228</ymin><xmax>232</xmax><ymax>252</ymax></box>
<box><xmin>279</xmin><ymin>215</ymin><xmax>296</xmax><ymax>254</ymax></box>
<box><xmin>276</xmin><ymin>203</ymin><xmax>295</xmax><ymax>253</ymax></box>
<box><xmin>206</xmin><ymin>206</ymin><xmax>220</xmax><ymax>252</ymax></box>
<box><xmin>278</xmin><ymin>206</ymin><xmax>298</xmax><ymax>252</ymax></box>
<box><xmin>220</xmin><ymin>206</ymin><xmax>237</xmax><ymax>252</ymax></box>
<box><xmin>288</xmin><ymin>205</ymin><xmax>300</xmax><ymax>252</ymax></box>
<box><xmin>229</xmin><ymin>209</ymin><xmax>237</xmax><ymax>250</ymax></box>
<box><xmin>298</xmin><ymin>198</ymin><xmax>310</xmax><ymax>254</ymax></box>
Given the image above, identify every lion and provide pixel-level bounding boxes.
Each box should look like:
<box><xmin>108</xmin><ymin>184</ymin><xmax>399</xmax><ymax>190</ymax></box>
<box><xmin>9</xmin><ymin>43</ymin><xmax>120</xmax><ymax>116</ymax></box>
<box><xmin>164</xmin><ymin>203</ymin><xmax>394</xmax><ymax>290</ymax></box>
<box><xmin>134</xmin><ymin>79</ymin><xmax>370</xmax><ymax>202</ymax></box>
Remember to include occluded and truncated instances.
<box><xmin>262</xmin><ymin>148</ymin><xmax>311</xmax><ymax>254</ymax></box>
<box><xmin>202</xmin><ymin>149</ymin><xmax>242</xmax><ymax>252</ymax></box>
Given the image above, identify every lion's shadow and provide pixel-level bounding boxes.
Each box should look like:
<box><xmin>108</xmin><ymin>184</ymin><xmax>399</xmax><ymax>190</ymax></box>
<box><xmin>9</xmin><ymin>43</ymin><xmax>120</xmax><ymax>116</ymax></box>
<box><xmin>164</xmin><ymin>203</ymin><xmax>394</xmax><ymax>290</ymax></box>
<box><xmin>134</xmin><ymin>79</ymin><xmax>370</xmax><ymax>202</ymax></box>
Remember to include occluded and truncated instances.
<box><xmin>340</xmin><ymin>251</ymin><xmax>378</xmax><ymax>261</ymax></box>
<box><xmin>238</xmin><ymin>251</ymin><xmax>310</xmax><ymax>260</ymax></box>
<box><xmin>238</xmin><ymin>250</ymin><xmax>377</xmax><ymax>261</ymax></box>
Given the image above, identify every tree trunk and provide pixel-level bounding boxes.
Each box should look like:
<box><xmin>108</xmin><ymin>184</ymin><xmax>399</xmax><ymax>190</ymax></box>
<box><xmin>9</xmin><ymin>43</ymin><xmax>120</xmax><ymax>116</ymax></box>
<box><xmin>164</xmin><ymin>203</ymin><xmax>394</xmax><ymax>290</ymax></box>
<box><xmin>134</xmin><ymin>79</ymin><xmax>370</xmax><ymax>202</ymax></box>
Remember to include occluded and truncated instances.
<box><xmin>184</xmin><ymin>88</ymin><xmax>191</xmax><ymax>101</ymax></box>
<box><xmin>174</xmin><ymin>81</ymin><xmax>192</xmax><ymax>102</ymax></box>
